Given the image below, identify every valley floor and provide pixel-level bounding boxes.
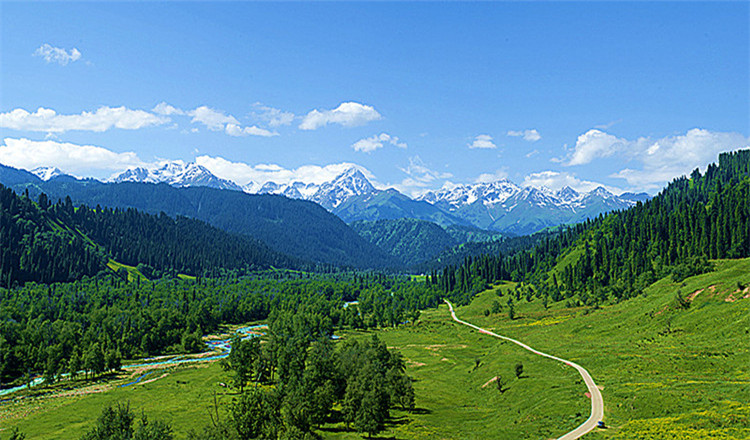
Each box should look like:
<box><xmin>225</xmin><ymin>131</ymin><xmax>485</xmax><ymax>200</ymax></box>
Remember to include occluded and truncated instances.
<box><xmin>2</xmin><ymin>259</ymin><xmax>749</xmax><ymax>439</ymax></box>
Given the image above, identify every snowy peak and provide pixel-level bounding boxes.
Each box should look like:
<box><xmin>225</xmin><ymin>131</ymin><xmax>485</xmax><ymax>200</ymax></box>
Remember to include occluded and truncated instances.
<box><xmin>252</xmin><ymin>167</ymin><xmax>376</xmax><ymax>209</ymax></box>
<box><xmin>111</xmin><ymin>161</ymin><xmax>243</xmax><ymax>192</ymax></box>
<box><xmin>310</xmin><ymin>167</ymin><xmax>377</xmax><ymax>209</ymax></box>
<box><xmin>417</xmin><ymin>179</ymin><xmax>521</xmax><ymax>211</ymax></box>
<box><xmin>589</xmin><ymin>186</ymin><xmax>614</xmax><ymax>198</ymax></box>
<box><xmin>508</xmin><ymin>186</ymin><xmax>561</xmax><ymax>208</ymax></box>
<box><xmin>556</xmin><ymin>186</ymin><xmax>581</xmax><ymax>203</ymax></box>
<box><xmin>31</xmin><ymin>167</ymin><xmax>65</xmax><ymax>181</ymax></box>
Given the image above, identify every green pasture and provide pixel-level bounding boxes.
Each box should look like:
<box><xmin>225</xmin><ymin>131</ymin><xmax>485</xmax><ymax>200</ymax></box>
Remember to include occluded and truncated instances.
<box><xmin>3</xmin><ymin>259</ymin><xmax>748</xmax><ymax>439</ymax></box>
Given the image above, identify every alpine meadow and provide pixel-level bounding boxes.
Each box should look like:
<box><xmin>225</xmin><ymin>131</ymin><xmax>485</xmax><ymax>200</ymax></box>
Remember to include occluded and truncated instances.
<box><xmin>0</xmin><ymin>2</ymin><xmax>748</xmax><ymax>440</ymax></box>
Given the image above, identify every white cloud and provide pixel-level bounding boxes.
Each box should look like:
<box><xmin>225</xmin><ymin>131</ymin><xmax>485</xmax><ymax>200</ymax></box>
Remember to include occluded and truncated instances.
<box><xmin>0</xmin><ymin>106</ymin><xmax>169</xmax><ymax>133</ymax></box>
<box><xmin>225</xmin><ymin>123</ymin><xmax>278</xmax><ymax>137</ymax></box>
<box><xmin>182</xmin><ymin>105</ymin><xmax>278</xmax><ymax>137</ymax></box>
<box><xmin>468</xmin><ymin>134</ymin><xmax>497</xmax><ymax>149</ymax></box>
<box><xmin>609</xmin><ymin>128</ymin><xmax>749</xmax><ymax>191</ymax></box>
<box><xmin>522</xmin><ymin>170</ymin><xmax>622</xmax><ymax>194</ymax></box>
<box><xmin>391</xmin><ymin>156</ymin><xmax>453</xmax><ymax>196</ymax></box>
<box><xmin>351</xmin><ymin>133</ymin><xmax>407</xmax><ymax>153</ymax></box>
<box><xmin>507</xmin><ymin>129</ymin><xmax>541</xmax><ymax>142</ymax></box>
<box><xmin>568</xmin><ymin>129</ymin><xmax>629</xmax><ymax>165</ymax></box>
<box><xmin>564</xmin><ymin>127</ymin><xmax>748</xmax><ymax>191</ymax></box>
<box><xmin>33</xmin><ymin>44</ymin><xmax>81</xmax><ymax>65</ymax></box>
<box><xmin>0</xmin><ymin>138</ymin><xmax>143</xmax><ymax>175</ymax></box>
<box><xmin>252</xmin><ymin>103</ymin><xmax>295</xmax><ymax>128</ymax></box>
<box><xmin>475</xmin><ymin>168</ymin><xmax>509</xmax><ymax>184</ymax></box>
<box><xmin>299</xmin><ymin>102</ymin><xmax>382</xmax><ymax>130</ymax></box>
<box><xmin>195</xmin><ymin>155</ymin><xmax>374</xmax><ymax>187</ymax></box>
<box><xmin>188</xmin><ymin>106</ymin><xmax>240</xmax><ymax>131</ymax></box>
<box><xmin>152</xmin><ymin>102</ymin><xmax>185</xmax><ymax>116</ymax></box>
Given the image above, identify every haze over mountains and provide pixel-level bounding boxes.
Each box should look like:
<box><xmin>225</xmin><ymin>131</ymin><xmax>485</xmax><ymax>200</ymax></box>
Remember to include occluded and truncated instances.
<box><xmin>110</xmin><ymin>161</ymin><xmax>649</xmax><ymax>235</ymax></box>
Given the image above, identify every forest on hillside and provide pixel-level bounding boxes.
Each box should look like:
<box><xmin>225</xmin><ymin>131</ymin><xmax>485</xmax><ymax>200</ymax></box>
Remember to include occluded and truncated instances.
<box><xmin>431</xmin><ymin>150</ymin><xmax>750</xmax><ymax>305</ymax></box>
<box><xmin>0</xmin><ymin>185</ymin><xmax>301</xmax><ymax>287</ymax></box>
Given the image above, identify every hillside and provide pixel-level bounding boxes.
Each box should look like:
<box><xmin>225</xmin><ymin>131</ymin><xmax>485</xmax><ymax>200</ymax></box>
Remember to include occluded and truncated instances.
<box><xmin>351</xmin><ymin>219</ymin><xmax>459</xmax><ymax>266</ymax></box>
<box><xmin>0</xmin><ymin>185</ymin><xmax>106</xmax><ymax>286</ymax></box>
<box><xmin>373</xmin><ymin>258</ymin><xmax>749</xmax><ymax>439</ymax></box>
<box><xmin>432</xmin><ymin>149</ymin><xmax>750</xmax><ymax>304</ymax></box>
<box><xmin>0</xmin><ymin>165</ymin><xmax>395</xmax><ymax>269</ymax></box>
<box><xmin>334</xmin><ymin>188</ymin><xmax>469</xmax><ymax>227</ymax></box>
<box><xmin>0</xmin><ymin>184</ymin><xmax>297</xmax><ymax>286</ymax></box>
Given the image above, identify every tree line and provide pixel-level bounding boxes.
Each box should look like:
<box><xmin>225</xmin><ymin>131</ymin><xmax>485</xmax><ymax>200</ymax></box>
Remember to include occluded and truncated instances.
<box><xmin>0</xmin><ymin>271</ymin><xmax>440</xmax><ymax>390</ymax></box>
<box><xmin>429</xmin><ymin>149</ymin><xmax>750</xmax><ymax>307</ymax></box>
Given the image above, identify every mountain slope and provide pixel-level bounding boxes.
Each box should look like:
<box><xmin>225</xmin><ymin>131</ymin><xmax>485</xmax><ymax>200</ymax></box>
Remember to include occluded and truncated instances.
<box><xmin>0</xmin><ymin>164</ymin><xmax>395</xmax><ymax>269</ymax></box>
<box><xmin>112</xmin><ymin>162</ymin><xmax>243</xmax><ymax>192</ymax></box>
<box><xmin>433</xmin><ymin>149</ymin><xmax>750</xmax><ymax>304</ymax></box>
<box><xmin>0</xmin><ymin>183</ymin><xmax>296</xmax><ymax>286</ymax></box>
<box><xmin>420</xmin><ymin>181</ymin><xmax>649</xmax><ymax>234</ymax></box>
<box><xmin>333</xmin><ymin>189</ymin><xmax>470</xmax><ymax>227</ymax></box>
<box><xmin>351</xmin><ymin>219</ymin><xmax>459</xmax><ymax>266</ymax></box>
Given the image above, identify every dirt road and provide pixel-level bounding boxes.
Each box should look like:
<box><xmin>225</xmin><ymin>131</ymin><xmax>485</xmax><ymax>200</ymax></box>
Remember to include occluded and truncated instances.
<box><xmin>444</xmin><ymin>300</ymin><xmax>604</xmax><ymax>440</ymax></box>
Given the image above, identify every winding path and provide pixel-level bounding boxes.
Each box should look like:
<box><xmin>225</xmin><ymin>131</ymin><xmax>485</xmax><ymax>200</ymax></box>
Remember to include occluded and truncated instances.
<box><xmin>444</xmin><ymin>300</ymin><xmax>604</xmax><ymax>440</ymax></box>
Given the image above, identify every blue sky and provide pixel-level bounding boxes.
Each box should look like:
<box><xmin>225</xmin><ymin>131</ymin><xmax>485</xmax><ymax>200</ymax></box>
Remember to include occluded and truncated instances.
<box><xmin>1</xmin><ymin>1</ymin><xmax>748</xmax><ymax>195</ymax></box>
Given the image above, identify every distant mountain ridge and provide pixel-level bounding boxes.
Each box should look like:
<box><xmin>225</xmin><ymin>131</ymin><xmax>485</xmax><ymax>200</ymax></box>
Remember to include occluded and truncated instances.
<box><xmin>112</xmin><ymin>162</ymin><xmax>243</xmax><ymax>192</ymax></box>
<box><xmin>0</xmin><ymin>163</ymin><xmax>396</xmax><ymax>269</ymax></box>
<box><xmin>9</xmin><ymin>160</ymin><xmax>650</xmax><ymax>236</ymax></box>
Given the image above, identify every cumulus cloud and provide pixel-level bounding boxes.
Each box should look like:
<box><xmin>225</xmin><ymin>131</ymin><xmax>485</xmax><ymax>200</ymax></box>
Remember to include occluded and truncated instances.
<box><xmin>195</xmin><ymin>156</ymin><xmax>377</xmax><ymax>187</ymax></box>
<box><xmin>468</xmin><ymin>134</ymin><xmax>497</xmax><ymax>149</ymax></box>
<box><xmin>152</xmin><ymin>102</ymin><xmax>185</xmax><ymax>116</ymax></box>
<box><xmin>522</xmin><ymin>170</ymin><xmax>622</xmax><ymax>194</ymax></box>
<box><xmin>188</xmin><ymin>106</ymin><xmax>240</xmax><ymax>131</ymax></box>
<box><xmin>299</xmin><ymin>102</ymin><xmax>382</xmax><ymax>130</ymax></box>
<box><xmin>225</xmin><ymin>124</ymin><xmax>277</xmax><ymax>137</ymax></box>
<box><xmin>0</xmin><ymin>106</ymin><xmax>169</xmax><ymax>133</ymax></box>
<box><xmin>351</xmin><ymin>133</ymin><xmax>407</xmax><ymax>153</ymax></box>
<box><xmin>252</xmin><ymin>103</ymin><xmax>295</xmax><ymax>128</ymax></box>
<box><xmin>33</xmin><ymin>44</ymin><xmax>82</xmax><ymax>65</ymax></box>
<box><xmin>564</xmin><ymin>127</ymin><xmax>749</xmax><ymax>190</ymax></box>
<box><xmin>391</xmin><ymin>156</ymin><xmax>453</xmax><ymax>196</ymax></box>
<box><xmin>568</xmin><ymin>129</ymin><xmax>629</xmax><ymax>165</ymax></box>
<box><xmin>475</xmin><ymin>168</ymin><xmax>510</xmax><ymax>184</ymax></box>
<box><xmin>0</xmin><ymin>138</ymin><xmax>144</xmax><ymax>175</ymax></box>
<box><xmin>609</xmin><ymin>128</ymin><xmax>749</xmax><ymax>191</ymax></box>
<box><xmin>507</xmin><ymin>129</ymin><xmax>541</xmax><ymax>142</ymax></box>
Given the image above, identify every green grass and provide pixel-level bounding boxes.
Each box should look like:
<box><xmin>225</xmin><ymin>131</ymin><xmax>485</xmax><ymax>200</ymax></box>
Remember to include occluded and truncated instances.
<box><xmin>106</xmin><ymin>259</ymin><xmax>148</xmax><ymax>282</ymax></box>
<box><xmin>1</xmin><ymin>362</ymin><xmax>234</xmax><ymax>439</ymax></box>
<box><xmin>3</xmin><ymin>259</ymin><xmax>748</xmax><ymax>439</ymax></box>
<box><xmin>451</xmin><ymin>258</ymin><xmax>750</xmax><ymax>439</ymax></box>
<box><xmin>323</xmin><ymin>316</ymin><xmax>589</xmax><ymax>439</ymax></box>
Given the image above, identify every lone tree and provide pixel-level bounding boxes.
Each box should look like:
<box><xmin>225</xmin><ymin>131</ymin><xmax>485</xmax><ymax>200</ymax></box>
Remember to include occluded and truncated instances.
<box><xmin>507</xmin><ymin>297</ymin><xmax>515</xmax><ymax>320</ymax></box>
<box><xmin>496</xmin><ymin>375</ymin><xmax>506</xmax><ymax>393</ymax></box>
<box><xmin>515</xmin><ymin>362</ymin><xmax>524</xmax><ymax>379</ymax></box>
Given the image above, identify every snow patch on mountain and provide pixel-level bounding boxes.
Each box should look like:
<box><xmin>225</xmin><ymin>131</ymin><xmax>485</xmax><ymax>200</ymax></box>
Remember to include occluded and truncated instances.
<box><xmin>111</xmin><ymin>161</ymin><xmax>243</xmax><ymax>191</ymax></box>
<box><xmin>31</xmin><ymin>167</ymin><xmax>65</xmax><ymax>181</ymax></box>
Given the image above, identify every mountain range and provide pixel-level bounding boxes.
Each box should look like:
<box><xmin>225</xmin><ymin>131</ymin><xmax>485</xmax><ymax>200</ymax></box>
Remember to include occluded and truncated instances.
<box><xmin>0</xmin><ymin>163</ymin><xmax>396</xmax><ymax>269</ymax></box>
<box><xmin>110</xmin><ymin>161</ymin><xmax>649</xmax><ymax>235</ymax></box>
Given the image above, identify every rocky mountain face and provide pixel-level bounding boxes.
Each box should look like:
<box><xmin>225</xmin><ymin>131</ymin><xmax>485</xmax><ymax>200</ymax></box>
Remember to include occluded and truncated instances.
<box><xmin>42</xmin><ymin>160</ymin><xmax>649</xmax><ymax>236</ymax></box>
<box><xmin>422</xmin><ymin>182</ymin><xmax>648</xmax><ymax>235</ymax></box>
<box><xmin>30</xmin><ymin>167</ymin><xmax>65</xmax><ymax>181</ymax></box>
<box><xmin>111</xmin><ymin>162</ymin><xmax>243</xmax><ymax>192</ymax></box>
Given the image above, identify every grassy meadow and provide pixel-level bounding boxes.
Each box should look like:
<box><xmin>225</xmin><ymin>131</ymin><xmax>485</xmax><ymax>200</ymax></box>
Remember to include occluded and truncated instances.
<box><xmin>2</xmin><ymin>259</ymin><xmax>748</xmax><ymax>439</ymax></box>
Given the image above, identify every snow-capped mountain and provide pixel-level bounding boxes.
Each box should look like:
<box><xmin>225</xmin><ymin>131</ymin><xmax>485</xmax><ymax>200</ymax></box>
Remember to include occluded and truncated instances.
<box><xmin>31</xmin><ymin>167</ymin><xmax>65</xmax><ymax>181</ymax></box>
<box><xmin>258</xmin><ymin>181</ymin><xmax>320</xmax><ymax>200</ymax></box>
<box><xmin>415</xmin><ymin>180</ymin><xmax>648</xmax><ymax>235</ymax></box>
<box><xmin>309</xmin><ymin>168</ymin><xmax>377</xmax><ymax>209</ymax></box>
<box><xmin>107</xmin><ymin>161</ymin><xmax>648</xmax><ymax>235</ymax></box>
<box><xmin>418</xmin><ymin>179</ymin><xmax>520</xmax><ymax>210</ymax></box>
<box><xmin>254</xmin><ymin>167</ymin><xmax>376</xmax><ymax>210</ymax></box>
<box><xmin>111</xmin><ymin>162</ymin><xmax>243</xmax><ymax>192</ymax></box>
